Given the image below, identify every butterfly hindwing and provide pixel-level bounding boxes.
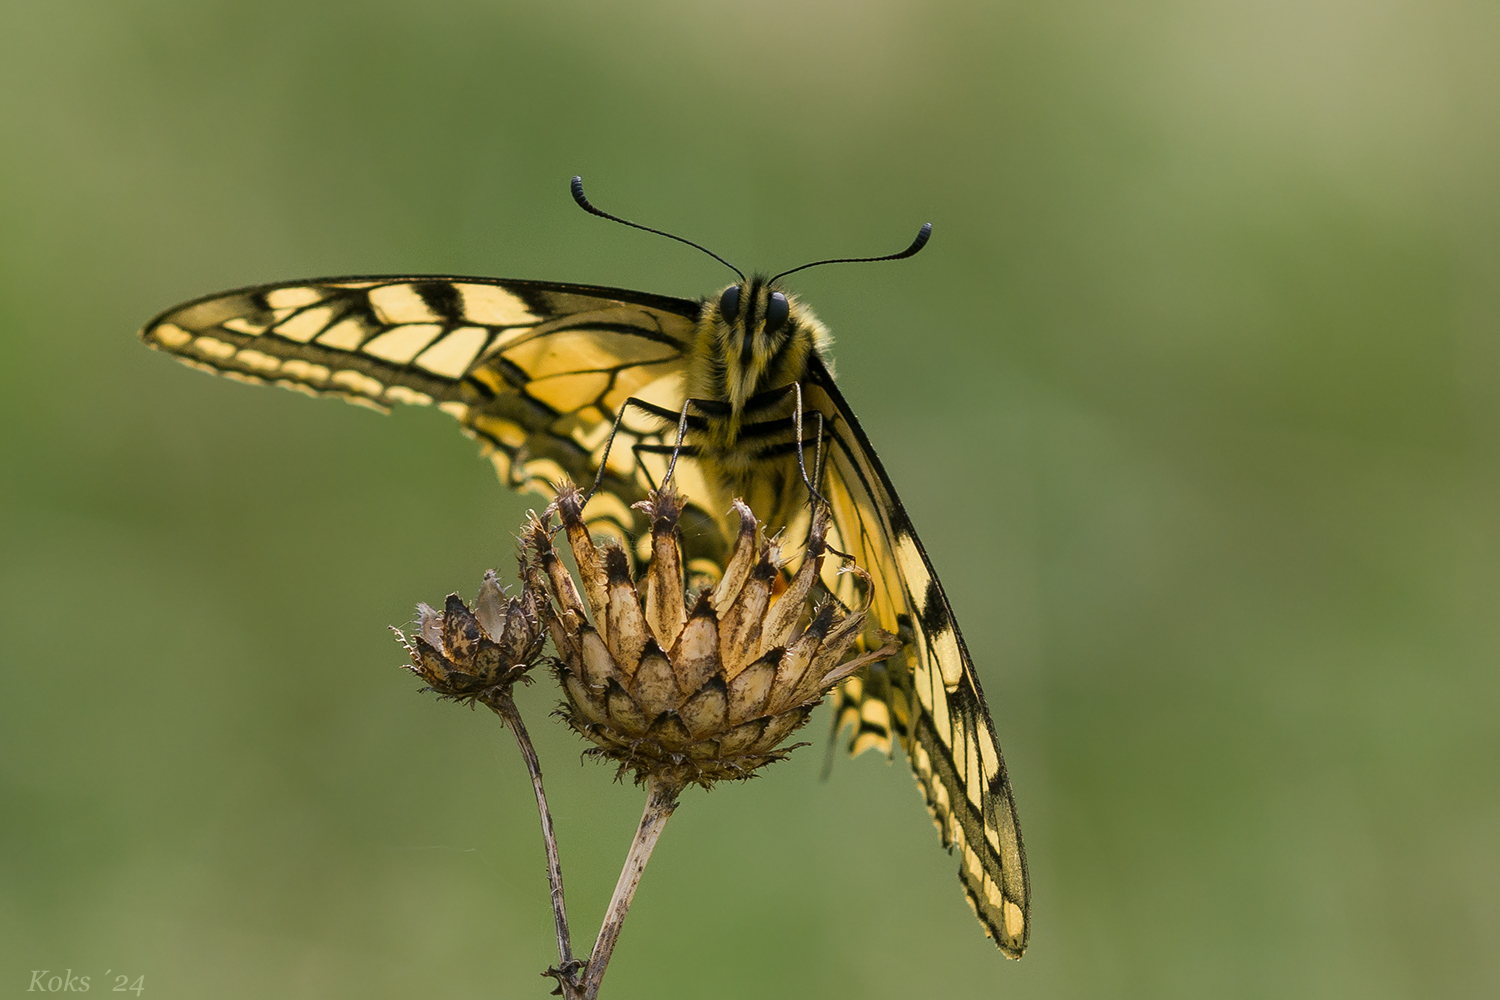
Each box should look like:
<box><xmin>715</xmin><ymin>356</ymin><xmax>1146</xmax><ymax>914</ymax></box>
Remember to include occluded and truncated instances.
<box><xmin>141</xmin><ymin>276</ymin><xmax>703</xmax><ymax>539</ymax></box>
<box><xmin>803</xmin><ymin>358</ymin><xmax>1030</xmax><ymax>958</ymax></box>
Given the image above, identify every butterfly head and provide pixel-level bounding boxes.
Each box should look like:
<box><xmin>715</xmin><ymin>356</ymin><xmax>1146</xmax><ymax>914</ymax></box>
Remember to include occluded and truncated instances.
<box><xmin>704</xmin><ymin>277</ymin><xmax>826</xmax><ymax>414</ymax></box>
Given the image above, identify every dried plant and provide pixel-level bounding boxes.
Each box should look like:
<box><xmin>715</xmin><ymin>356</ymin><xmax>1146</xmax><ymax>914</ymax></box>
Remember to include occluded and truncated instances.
<box><xmin>395</xmin><ymin>484</ymin><xmax>893</xmax><ymax>998</ymax></box>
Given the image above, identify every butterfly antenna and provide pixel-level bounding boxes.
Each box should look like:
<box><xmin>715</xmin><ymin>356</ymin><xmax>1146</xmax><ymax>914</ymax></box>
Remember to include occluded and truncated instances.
<box><xmin>572</xmin><ymin>176</ymin><xmax>745</xmax><ymax>281</ymax></box>
<box><xmin>770</xmin><ymin>222</ymin><xmax>932</xmax><ymax>283</ymax></box>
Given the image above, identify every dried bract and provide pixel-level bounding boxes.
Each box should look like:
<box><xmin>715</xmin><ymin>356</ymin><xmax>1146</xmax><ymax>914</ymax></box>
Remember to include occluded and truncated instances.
<box><xmin>394</xmin><ymin>569</ymin><xmax>546</xmax><ymax>702</ymax></box>
<box><xmin>526</xmin><ymin>483</ymin><xmax>898</xmax><ymax>788</ymax></box>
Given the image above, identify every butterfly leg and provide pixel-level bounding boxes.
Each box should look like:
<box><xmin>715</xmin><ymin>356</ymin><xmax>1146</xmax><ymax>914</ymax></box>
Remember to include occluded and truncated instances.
<box><xmin>735</xmin><ymin>382</ymin><xmax>829</xmax><ymax>508</ymax></box>
<box><xmin>791</xmin><ymin>382</ymin><xmax>830</xmax><ymax>508</ymax></box>
<box><xmin>660</xmin><ymin>398</ymin><xmax>693</xmax><ymax>491</ymax></box>
<box><xmin>812</xmin><ymin>411</ymin><xmax>829</xmax><ymax>492</ymax></box>
<box><xmin>585</xmin><ymin>396</ymin><xmax>708</xmax><ymax>507</ymax></box>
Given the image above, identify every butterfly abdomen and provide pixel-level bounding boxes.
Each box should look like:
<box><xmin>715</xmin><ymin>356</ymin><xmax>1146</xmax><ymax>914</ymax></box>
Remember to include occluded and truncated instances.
<box><xmin>682</xmin><ymin>281</ymin><xmax>829</xmax><ymax>531</ymax></box>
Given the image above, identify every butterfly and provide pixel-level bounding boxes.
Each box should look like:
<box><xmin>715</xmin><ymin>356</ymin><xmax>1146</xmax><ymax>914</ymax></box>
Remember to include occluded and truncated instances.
<box><xmin>139</xmin><ymin>178</ymin><xmax>1030</xmax><ymax>957</ymax></box>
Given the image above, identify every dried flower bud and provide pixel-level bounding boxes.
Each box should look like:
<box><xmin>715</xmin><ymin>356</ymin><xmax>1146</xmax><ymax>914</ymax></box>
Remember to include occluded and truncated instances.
<box><xmin>394</xmin><ymin>569</ymin><xmax>546</xmax><ymax>702</ymax></box>
<box><xmin>526</xmin><ymin>483</ymin><xmax>898</xmax><ymax>788</ymax></box>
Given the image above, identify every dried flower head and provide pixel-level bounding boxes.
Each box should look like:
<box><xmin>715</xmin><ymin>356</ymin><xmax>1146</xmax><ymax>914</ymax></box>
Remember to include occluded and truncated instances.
<box><xmin>526</xmin><ymin>483</ymin><xmax>898</xmax><ymax>788</ymax></box>
<box><xmin>394</xmin><ymin>569</ymin><xmax>546</xmax><ymax>702</ymax></box>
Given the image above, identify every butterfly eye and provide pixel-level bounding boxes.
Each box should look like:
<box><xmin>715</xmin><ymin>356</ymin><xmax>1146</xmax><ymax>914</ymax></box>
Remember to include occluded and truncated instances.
<box><xmin>766</xmin><ymin>291</ymin><xmax>789</xmax><ymax>331</ymax></box>
<box><xmin>719</xmin><ymin>285</ymin><xmax>741</xmax><ymax>323</ymax></box>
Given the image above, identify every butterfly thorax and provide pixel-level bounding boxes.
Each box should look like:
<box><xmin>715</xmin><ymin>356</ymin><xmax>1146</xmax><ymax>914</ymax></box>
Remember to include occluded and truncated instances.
<box><xmin>684</xmin><ymin>279</ymin><xmax>830</xmax><ymax>528</ymax></box>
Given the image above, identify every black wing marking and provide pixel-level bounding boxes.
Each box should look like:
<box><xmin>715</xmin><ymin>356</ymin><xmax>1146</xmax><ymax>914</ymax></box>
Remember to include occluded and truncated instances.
<box><xmin>141</xmin><ymin>275</ymin><xmax>705</xmax><ymax>541</ymax></box>
<box><xmin>803</xmin><ymin>356</ymin><xmax>1030</xmax><ymax>958</ymax></box>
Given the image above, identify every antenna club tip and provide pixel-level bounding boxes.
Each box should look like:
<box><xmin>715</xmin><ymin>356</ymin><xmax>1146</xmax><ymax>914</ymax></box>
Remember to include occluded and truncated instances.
<box><xmin>571</xmin><ymin>175</ymin><xmax>594</xmax><ymax>212</ymax></box>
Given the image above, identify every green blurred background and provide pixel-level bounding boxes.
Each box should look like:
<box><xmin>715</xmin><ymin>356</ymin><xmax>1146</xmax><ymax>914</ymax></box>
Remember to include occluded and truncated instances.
<box><xmin>3</xmin><ymin>1</ymin><xmax>1496</xmax><ymax>997</ymax></box>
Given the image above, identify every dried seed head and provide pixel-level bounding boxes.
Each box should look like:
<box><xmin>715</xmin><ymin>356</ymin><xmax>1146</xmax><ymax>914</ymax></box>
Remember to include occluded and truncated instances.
<box><xmin>393</xmin><ymin>569</ymin><xmax>547</xmax><ymax>703</ymax></box>
<box><xmin>526</xmin><ymin>483</ymin><xmax>898</xmax><ymax>789</ymax></box>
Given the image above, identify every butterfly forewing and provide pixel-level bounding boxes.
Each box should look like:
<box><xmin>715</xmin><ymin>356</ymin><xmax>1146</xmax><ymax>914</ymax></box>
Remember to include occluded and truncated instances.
<box><xmin>142</xmin><ymin>276</ymin><xmax>702</xmax><ymax>541</ymax></box>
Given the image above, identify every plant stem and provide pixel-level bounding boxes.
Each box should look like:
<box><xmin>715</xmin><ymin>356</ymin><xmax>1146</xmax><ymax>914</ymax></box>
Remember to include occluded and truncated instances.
<box><xmin>582</xmin><ymin>774</ymin><xmax>682</xmax><ymax>1000</ymax></box>
<box><xmin>487</xmin><ymin>694</ymin><xmax>582</xmax><ymax>998</ymax></box>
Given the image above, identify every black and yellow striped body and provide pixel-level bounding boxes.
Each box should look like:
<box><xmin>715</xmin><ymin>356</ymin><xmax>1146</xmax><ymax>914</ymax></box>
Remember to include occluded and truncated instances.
<box><xmin>683</xmin><ymin>276</ymin><xmax>825</xmax><ymax>535</ymax></box>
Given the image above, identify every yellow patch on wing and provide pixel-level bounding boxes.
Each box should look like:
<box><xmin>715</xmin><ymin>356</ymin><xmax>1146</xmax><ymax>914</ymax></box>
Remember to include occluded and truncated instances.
<box><xmin>415</xmin><ymin>327</ymin><xmax>489</xmax><ymax>377</ymax></box>
<box><xmin>361</xmin><ymin>323</ymin><xmax>444</xmax><ymax>363</ymax></box>
<box><xmin>275</xmin><ymin>305</ymin><xmax>339</xmax><ymax>344</ymax></box>
<box><xmin>469</xmin><ymin>413</ymin><xmax>528</xmax><ymax>448</ymax></box>
<box><xmin>368</xmin><ymin>283</ymin><xmax>439</xmax><ymax>324</ymax></box>
<box><xmin>601</xmin><ymin>361</ymin><xmax>679</xmax><ymax>414</ymax></box>
<box><xmin>234</xmin><ymin>349</ymin><xmax>282</xmax><ymax>373</ymax></box>
<box><xmin>222</xmin><ymin>317</ymin><xmax>269</xmax><ymax>336</ymax></box>
<box><xmin>191</xmin><ymin>336</ymin><xmax>236</xmax><ymax>360</ymax></box>
<box><xmin>221</xmin><ymin>370</ymin><xmax>266</xmax><ymax>386</ymax></box>
<box><xmin>892</xmin><ymin>534</ymin><xmax>929</xmax><ymax>600</ymax></box>
<box><xmin>264</xmin><ymin>286</ymin><xmax>324</xmax><ymax>309</ymax></box>
<box><xmin>280</xmin><ymin>359</ymin><xmax>330</xmax><ymax>383</ymax></box>
<box><xmin>330</xmin><ymin>370</ymin><xmax>383</xmax><ymax>397</ymax></box>
<box><xmin>151</xmin><ymin>324</ymin><xmax>192</xmax><ymax>349</ymax></box>
<box><xmin>313</xmin><ymin>316</ymin><xmax>370</xmax><ymax>350</ymax></box>
<box><xmin>456</xmin><ymin>283</ymin><xmax>538</xmax><ymax>326</ymax></box>
<box><xmin>922</xmin><ymin>663</ymin><xmax>951</xmax><ymax>746</ymax></box>
<box><xmin>503</xmin><ymin>329</ymin><xmax>677</xmax><ymax>379</ymax></box>
<box><xmin>526</xmin><ymin>371</ymin><xmax>611</xmax><ymax>412</ymax></box>
<box><xmin>383</xmin><ymin>385</ymin><xmax>433</xmax><ymax>406</ymax></box>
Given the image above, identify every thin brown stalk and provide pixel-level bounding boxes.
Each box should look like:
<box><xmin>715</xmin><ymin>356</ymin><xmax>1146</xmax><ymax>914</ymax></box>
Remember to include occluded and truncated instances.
<box><xmin>582</xmin><ymin>774</ymin><xmax>682</xmax><ymax>1000</ymax></box>
<box><xmin>487</xmin><ymin>694</ymin><xmax>582</xmax><ymax>999</ymax></box>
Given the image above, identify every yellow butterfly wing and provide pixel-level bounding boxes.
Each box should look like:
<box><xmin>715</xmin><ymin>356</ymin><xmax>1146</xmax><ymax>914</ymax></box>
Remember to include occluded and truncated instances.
<box><xmin>803</xmin><ymin>356</ymin><xmax>1031</xmax><ymax>958</ymax></box>
<box><xmin>140</xmin><ymin>275</ymin><xmax>706</xmax><ymax>542</ymax></box>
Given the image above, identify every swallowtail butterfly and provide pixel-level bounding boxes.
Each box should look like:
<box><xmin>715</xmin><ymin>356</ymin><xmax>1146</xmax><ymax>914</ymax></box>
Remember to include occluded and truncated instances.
<box><xmin>140</xmin><ymin>179</ymin><xmax>1030</xmax><ymax>956</ymax></box>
